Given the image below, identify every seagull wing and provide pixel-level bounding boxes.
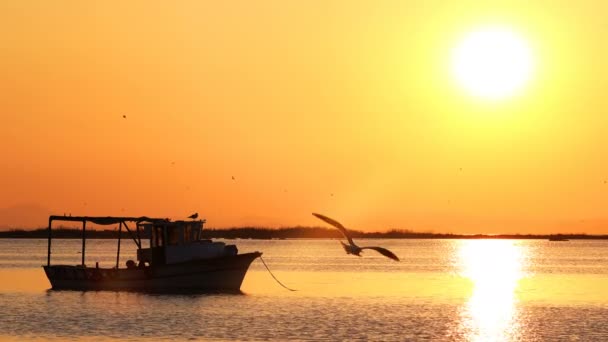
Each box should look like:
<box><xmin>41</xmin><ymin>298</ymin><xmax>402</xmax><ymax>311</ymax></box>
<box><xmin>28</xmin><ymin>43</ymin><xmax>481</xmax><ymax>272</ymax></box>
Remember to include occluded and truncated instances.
<box><xmin>312</xmin><ymin>213</ymin><xmax>355</xmax><ymax>246</ymax></box>
<box><xmin>360</xmin><ymin>246</ymin><xmax>400</xmax><ymax>261</ymax></box>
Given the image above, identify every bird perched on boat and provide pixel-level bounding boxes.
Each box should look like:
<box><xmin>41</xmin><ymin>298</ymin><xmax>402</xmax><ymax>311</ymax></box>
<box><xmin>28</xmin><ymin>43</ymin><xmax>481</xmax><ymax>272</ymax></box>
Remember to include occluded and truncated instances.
<box><xmin>312</xmin><ymin>213</ymin><xmax>399</xmax><ymax>261</ymax></box>
<box><xmin>188</xmin><ymin>212</ymin><xmax>198</xmax><ymax>219</ymax></box>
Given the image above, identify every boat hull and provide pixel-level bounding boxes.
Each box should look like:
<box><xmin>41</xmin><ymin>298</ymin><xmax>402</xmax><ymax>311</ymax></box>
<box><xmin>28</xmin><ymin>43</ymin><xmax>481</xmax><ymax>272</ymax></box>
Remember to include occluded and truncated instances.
<box><xmin>43</xmin><ymin>252</ymin><xmax>261</xmax><ymax>293</ymax></box>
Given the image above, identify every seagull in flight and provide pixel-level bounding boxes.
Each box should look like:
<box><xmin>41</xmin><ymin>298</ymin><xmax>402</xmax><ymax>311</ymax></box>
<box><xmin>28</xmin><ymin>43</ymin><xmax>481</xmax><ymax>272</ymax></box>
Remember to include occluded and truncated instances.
<box><xmin>312</xmin><ymin>213</ymin><xmax>399</xmax><ymax>261</ymax></box>
<box><xmin>188</xmin><ymin>212</ymin><xmax>198</xmax><ymax>219</ymax></box>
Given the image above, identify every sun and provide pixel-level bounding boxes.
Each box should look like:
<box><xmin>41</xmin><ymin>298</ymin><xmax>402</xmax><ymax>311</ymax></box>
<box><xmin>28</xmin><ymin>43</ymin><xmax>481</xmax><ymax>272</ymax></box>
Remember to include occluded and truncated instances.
<box><xmin>451</xmin><ymin>27</ymin><xmax>534</xmax><ymax>100</ymax></box>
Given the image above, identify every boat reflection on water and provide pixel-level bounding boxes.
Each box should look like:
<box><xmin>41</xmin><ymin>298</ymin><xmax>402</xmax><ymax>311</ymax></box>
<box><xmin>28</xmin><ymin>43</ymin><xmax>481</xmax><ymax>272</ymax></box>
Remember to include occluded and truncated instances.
<box><xmin>456</xmin><ymin>240</ymin><xmax>526</xmax><ymax>341</ymax></box>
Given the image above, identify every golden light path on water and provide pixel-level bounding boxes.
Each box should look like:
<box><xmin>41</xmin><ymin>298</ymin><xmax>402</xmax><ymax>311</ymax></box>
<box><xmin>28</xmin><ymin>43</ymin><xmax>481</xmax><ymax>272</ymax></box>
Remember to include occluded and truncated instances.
<box><xmin>457</xmin><ymin>240</ymin><xmax>525</xmax><ymax>341</ymax></box>
<box><xmin>4</xmin><ymin>239</ymin><xmax>608</xmax><ymax>341</ymax></box>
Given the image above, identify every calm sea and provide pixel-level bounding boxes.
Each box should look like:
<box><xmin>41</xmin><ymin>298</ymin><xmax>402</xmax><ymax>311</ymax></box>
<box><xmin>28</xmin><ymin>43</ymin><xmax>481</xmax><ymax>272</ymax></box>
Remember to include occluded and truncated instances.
<box><xmin>1</xmin><ymin>238</ymin><xmax>607</xmax><ymax>341</ymax></box>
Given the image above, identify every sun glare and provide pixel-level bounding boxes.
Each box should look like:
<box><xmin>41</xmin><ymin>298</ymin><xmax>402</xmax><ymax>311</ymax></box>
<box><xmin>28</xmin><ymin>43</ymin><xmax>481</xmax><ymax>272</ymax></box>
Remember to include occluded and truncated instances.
<box><xmin>452</xmin><ymin>27</ymin><xmax>534</xmax><ymax>100</ymax></box>
<box><xmin>457</xmin><ymin>240</ymin><xmax>526</xmax><ymax>341</ymax></box>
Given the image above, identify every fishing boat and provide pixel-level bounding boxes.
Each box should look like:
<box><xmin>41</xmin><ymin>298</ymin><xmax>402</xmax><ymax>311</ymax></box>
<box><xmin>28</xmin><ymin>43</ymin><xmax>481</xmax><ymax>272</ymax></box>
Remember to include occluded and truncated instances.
<box><xmin>548</xmin><ymin>237</ymin><xmax>569</xmax><ymax>241</ymax></box>
<box><xmin>43</xmin><ymin>215</ymin><xmax>261</xmax><ymax>293</ymax></box>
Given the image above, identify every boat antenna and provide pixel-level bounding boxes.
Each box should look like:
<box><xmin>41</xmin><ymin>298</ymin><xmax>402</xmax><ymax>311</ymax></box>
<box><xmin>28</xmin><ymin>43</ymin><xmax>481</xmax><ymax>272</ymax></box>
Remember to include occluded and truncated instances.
<box><xmin>259</xmin><ymin>256</ymin><xmax>297</xmax><ymax>292</ymax></box>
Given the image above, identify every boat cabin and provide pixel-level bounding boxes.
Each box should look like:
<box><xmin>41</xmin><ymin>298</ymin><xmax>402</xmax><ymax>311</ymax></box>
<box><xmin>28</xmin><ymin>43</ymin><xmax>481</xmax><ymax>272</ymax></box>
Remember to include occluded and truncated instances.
<box><xmin>138</xmin><ymin>220</ymin><xmax>234</xmax><ymax>265</ymax></box>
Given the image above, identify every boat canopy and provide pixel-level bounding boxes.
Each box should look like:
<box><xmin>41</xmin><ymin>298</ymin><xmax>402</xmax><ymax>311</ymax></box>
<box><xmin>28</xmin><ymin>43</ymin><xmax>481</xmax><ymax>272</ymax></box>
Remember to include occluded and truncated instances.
<box><xmin>49</xmin><ymin>215</ymin><xmax>167</xmax><ymax>225</ymax></box>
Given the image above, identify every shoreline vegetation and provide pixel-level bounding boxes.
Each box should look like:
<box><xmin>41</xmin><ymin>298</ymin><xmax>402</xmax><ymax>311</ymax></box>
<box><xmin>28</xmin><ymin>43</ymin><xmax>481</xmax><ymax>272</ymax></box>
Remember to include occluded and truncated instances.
<box><xmin>0</xmin><ymin>227</ymin><xmax>606</xmax><ymax>240</ymax></box>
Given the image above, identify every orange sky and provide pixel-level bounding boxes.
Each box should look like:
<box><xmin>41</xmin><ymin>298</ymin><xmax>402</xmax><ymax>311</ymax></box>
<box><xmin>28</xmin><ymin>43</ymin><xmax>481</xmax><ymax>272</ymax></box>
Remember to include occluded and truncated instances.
<box><xmin>1</xmin><ymin>1</ymin><xmax>607</xmax><ymax>233</ymax></box>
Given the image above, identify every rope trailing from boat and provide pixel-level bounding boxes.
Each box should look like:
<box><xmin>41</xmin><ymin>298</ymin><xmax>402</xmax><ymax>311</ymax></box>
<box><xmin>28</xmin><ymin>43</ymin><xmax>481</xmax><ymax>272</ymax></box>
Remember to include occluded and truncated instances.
<box><xmin>259</xmin><ymin>256</ymin><xmax>297</xmax><ymax>292</ymax></box>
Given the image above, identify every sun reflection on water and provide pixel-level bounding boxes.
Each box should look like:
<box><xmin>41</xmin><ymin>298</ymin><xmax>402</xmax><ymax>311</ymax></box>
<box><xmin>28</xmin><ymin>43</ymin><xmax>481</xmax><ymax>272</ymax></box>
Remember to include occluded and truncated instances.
<box><xmin>457</xmin><ymin>240</ymin><xmax>526</xmax><ymax>342</ymax></box>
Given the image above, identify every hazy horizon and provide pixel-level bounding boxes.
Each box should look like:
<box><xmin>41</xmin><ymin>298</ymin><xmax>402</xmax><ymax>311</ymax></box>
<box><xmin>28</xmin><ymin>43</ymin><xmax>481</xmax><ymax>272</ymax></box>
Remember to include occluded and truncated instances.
<box><xmin>1</xmin><ymin>203</ymin><xmax>607</xmax><ymax>235</ymax></box>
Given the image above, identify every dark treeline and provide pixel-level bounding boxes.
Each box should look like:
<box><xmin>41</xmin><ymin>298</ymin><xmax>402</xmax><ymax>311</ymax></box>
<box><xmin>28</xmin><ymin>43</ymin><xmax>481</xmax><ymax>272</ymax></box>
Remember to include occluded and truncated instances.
<box><xmin>0</xmin><ymin>227</ymin><xmax>607</xmax><ymax>240</ymax></box>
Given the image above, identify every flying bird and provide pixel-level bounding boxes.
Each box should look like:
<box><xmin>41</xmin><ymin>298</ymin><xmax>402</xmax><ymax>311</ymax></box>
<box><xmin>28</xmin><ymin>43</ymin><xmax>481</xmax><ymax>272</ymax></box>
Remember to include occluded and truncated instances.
<box><xmin>188</xmin><ymin>212</ymin><xmax>198</xmax><ymax>219</ymax></box>
<box><xmin>312</xmin><ymin>213</ymin><xmax>399</xmax><ymax>261</ymax></box>
<box><xmin>122</xmin><ymin>114</ymin><xmax>127</xmax><ymax>119</ymax></box>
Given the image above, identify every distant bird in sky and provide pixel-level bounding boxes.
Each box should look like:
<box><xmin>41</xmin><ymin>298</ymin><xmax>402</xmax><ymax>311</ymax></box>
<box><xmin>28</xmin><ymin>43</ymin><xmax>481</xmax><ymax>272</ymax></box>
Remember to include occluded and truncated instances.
<box><xmin>122</xmin><ymin>114</ymin><xmax>127</xmax><ymax>119</ymax></box>
<box><xmin>312</xmin><ymin>213</ymin><xmax>399</xmax><ymax>261</ymax></box>
<box><xmin>231</xmin><ymin>176</ymin><xmax>236</xmax><ymax>181</ymax></box>
<box><xmin>188</xmin><ymin>212</ymin><xmax>198</xmax><ymax>219</ymax></box>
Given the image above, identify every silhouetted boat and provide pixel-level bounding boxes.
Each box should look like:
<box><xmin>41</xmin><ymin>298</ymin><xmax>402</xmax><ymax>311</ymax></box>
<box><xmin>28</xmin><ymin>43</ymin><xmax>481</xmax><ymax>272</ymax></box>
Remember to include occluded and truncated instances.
<box><xmin>548</xmin><ymin>237</ymin><xmax>569</xmax><ymax>241</ymax></box>
<box><xmin>43</xmin><ymin>215</ymin><xmax>261</xmax><ymax>293</ymax></box>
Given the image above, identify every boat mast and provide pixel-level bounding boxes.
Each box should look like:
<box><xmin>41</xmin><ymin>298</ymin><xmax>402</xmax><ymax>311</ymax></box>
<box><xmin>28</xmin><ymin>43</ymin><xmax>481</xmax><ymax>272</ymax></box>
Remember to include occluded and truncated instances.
<box><xmin>116</xmin><ymin>221</ymin><xmax>122</xmax><ymax>268</ymax></box>
<box><xmin>47</xmin><ymin>217</ymin><xmax>52</xmax><ymax>266</ymax></box>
